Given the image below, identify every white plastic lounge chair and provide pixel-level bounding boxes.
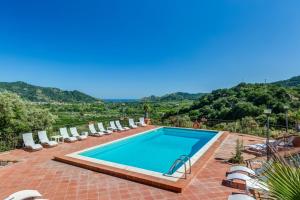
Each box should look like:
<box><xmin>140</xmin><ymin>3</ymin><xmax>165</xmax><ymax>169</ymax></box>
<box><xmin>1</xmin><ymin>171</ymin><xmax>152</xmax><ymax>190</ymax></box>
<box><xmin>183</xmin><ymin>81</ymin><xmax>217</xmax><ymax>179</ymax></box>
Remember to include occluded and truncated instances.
<box><xmin>22</xmin><ymin>133</ymin><xmax>43</xmax><ymax>151</ymax></box>
<box><xmin>137</xmin><ymin>117</ymin><xmax>147</xmax><ymax>127</ymax></box>
<box><xmin>70</xmin><ymin>127</ymin><xmax>88</xmax><ymax>140</ymax></box>
<box><xmin>226</xmin><ymin>173</ymin><xmax>269</xmax><ymax>193</ymax></box>
<box><xmin>97</xmin><ymin>122</ymin><xmax>112</xmax><ymax>134</ymax></box>
<box><xmin>229</xmin><ymin>160</ymin><xmax>271</xmax><ymax>177</ymax></box>
<box><xmin>246</xmin><ymin>178</ymin><xmax>269</xmax><ymax>193</ymax></box>
<box><xmin>128</xmin><ymin>118</ymin><xmax>138</xmax><ymax>129</ymax></box>
<box><xmin>59</xmin><ymin>127</ymin><xmax>77</xmax><ymax>142</ymax></box>
<box><xmin>88</xmin><ymin>124</ymin><xmax>105</xmax><ymax>136</ymax></box>
<box><xmin>228</xmin><ymin>166</ymin><xmax>256</xmax><ymax>176</ymax></box>
<box><xmin>226</xmin><ymin>173</ymin><xmax>252</xmax><ymax>182</ymax></box>
<box><xmin>245</xmin><ymin>138</ymin><xmax>284</xmax><ymax>152</ymax></box>
<box><xmin>4</xmin><ymin>190</ymin><xmax>42</xmax><ymax>200</ymax></box>
<box><xmin>109</xmin><ymin>121</ymin><xmax>123</xmax><ymax>131</ymax></box>
<box><xmin>38</xmin><ymin>131</ymin><xmax>58</xmax><ymax>147</ymax></box>
<box><xmin>228</xmin><ymin>194</ymin><xmax>255</xmax><ymax>200</ymax></box>
<box><xmin>115</xmin><ymin>120</ymin><xmax>130</xmax><ymax>130</ymax></box>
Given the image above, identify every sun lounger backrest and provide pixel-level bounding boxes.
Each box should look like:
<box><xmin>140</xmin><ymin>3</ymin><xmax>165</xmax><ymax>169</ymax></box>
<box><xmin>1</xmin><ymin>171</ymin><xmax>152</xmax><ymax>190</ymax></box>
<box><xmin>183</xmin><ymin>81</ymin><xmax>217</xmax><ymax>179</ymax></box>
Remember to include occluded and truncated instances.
<box><xmin>22</xmin><ymin>133</ymin><xmax>35</xmax><ymax>147</ymax></box>
<box><xmin>110</xmin><ymin>121</ymin><xmax>117</xmax><ymax>129</ymax></box>
<box><xmin>70</xmin><ymin>127</ymin><xmax>79</xmax><ymax>137</ymax></box>
<box><xmin>4</xmin><ymin>190</ymin><xmax>42</xmax><ymax>200</ymax></box>
<box><xmin>98</xmin><ymin>123</ymin><xmax>105</xmax><ymax>132</ymax></box>
<box><xmin>115</xmin><ymin>120</ymin><xmax>122</xmax><ymax>128</ymax></box>
<box><xmin>89</xmin><ymin>124</ymin><xmax>97</xmax><ymax>134</ymax></box>
<box><xmin>129</xmin><ymin>118</ymin><xmax>134</xmax><ymax>126</ymax></box>
<box><xmin>139</xmin><ymin>117</ymin><xmax>145</xmax><ymax>124</ymax></box>
<box><xmin>38</xmin><ymin>131</ymin><xmax>49</xmax><ymax>143</ymax></box>
<box><xmin>59</xmin><ymin>128</ymin><xmax>70</xmax><ymax>138</ymax></box>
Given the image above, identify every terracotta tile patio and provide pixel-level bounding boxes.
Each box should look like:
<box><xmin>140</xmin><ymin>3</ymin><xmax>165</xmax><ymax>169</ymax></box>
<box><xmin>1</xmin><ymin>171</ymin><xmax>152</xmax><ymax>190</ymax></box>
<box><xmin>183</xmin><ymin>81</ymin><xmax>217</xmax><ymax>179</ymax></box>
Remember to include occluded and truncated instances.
<box><xmin>0</xmin><ymin>126</ymin><xmax>264</xmax><ymax>200</ymax></box>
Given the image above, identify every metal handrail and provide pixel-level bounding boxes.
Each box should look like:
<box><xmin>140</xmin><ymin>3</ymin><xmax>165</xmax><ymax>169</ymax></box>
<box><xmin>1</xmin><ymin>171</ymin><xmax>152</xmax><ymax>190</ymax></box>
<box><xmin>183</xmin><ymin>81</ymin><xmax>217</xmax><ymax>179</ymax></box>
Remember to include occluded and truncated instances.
<box><xmin>179</xmin><ymin>155</ymin><xmax>192</xmax><ymax>174</ymax></box>
<box><xmin>164</xmin><ymin>155</ymin><xmax>191</xmax><ymax>179</ymax></box>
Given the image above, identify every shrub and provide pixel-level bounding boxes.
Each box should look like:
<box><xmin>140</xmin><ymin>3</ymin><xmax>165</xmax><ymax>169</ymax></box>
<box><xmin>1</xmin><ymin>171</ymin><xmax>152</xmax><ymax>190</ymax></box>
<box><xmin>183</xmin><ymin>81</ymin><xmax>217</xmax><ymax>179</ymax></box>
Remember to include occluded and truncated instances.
<box><xmin>0</xmin><ymin>92</ymin><xmax>56</xmax><ymax>151</ymax></box>
<box><xmin>170</xmin><ymin>115</ymin><xmax>193</xmax><ymax>127</ymax></box>
<box><xmin>228</xmin><ymin>139</ymin><xmax>244</xmax><ymax>164</ymax></box>
<box><xmin>260</xmin><ymin>154</ymin><xmax>300</xmax><ymax>200</ymax></box>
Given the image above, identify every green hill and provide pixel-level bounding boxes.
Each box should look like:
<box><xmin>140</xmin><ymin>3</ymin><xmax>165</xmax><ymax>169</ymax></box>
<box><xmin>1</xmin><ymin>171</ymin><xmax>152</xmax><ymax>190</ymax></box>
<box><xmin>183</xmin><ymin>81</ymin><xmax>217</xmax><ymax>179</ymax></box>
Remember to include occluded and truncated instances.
<box><xmin>272</xmin><ymin>75</ymin><xmax>300</xmax><ymax>87</ymax></box>
<box><xmin>163</xmin><ymin>82</ymin><xmax>300</xmax><ymax>125</ymax></box>
<box><xmin>141</xmin><ymin>92</ymin><xmax>206</xmax><ymax>102</ymax></box>
<box><xmin>0</xmin><ymin>81</ymin><xmax>99</xmax><ymax>103</ymax></box>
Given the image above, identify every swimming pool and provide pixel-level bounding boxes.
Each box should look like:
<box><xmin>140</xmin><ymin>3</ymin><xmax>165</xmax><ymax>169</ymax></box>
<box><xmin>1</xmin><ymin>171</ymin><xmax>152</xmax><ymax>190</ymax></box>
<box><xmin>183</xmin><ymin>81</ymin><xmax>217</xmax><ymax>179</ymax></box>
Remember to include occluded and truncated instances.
<box><xmin>67</xmin><ymin>127</ymin><xmax>223</xmax><ymax>181</ymax></box>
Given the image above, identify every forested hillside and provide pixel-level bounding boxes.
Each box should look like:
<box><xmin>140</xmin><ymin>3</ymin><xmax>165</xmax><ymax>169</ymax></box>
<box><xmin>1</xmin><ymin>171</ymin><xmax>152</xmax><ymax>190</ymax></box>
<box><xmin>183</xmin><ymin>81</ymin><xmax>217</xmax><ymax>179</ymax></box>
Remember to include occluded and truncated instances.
<box><xmin>164</xmin><ymin>83</ymin><xmax>300</xmax><ymax>126</ymax></box>
<box><xmin>141</xmin><ymin>92</ymin><xmax>206</xmax><ymax>102</ymax></box>
<box><xmin>0</xmin><ymin>81</ymin><xmax>99</xmax><ymax>103</ymax></box>
<box><xmin>272</xmin><ymin>75</ymin><xmax>300</xmax><ymax>87</ymax></box>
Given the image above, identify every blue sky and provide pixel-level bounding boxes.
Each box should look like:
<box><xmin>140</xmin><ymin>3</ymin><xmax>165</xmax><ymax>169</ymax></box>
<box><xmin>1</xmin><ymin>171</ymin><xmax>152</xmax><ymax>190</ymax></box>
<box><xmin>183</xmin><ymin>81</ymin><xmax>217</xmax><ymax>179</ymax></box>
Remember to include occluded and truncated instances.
<box><xmin>0</xmin><ymin>0</ymin><xmax>299</xmax><ymax>98</ymax></box>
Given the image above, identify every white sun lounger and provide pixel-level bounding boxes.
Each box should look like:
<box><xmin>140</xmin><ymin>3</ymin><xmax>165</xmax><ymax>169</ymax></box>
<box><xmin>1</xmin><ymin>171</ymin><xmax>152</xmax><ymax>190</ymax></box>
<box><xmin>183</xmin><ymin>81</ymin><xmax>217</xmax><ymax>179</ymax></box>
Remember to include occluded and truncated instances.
<box><xmin>226</xmin><ymin>173</ymin><xmax>252</xmax><ymax>182</ymax></box>
<box><xmin>115</xmin><ymin>120</ymin><xmax>130</xmax><ymax>130</ymax></box>
<box><xmin>4</xmin><ymin>190</ymin><xmax>42</xmax><ymax>200</ymax></box>
<box><xmin>245</xmin><ymin>138</ymin><xmax>285</xmax><ymax>151</ymax></box>
<box><xmin>97</xmin><ymin>122</ymin><xmax>112</xmax><ymax>134</ymax></box>
<box><xmin>109</xmin><ymin>121</ymin><xmax>123</xmax><ymax>131</ymax></box>
<box><xmin>88</xmin><ymin>124</ymin><xmax>105</xmax><ymax>136</ymax></box>
<box><xmin>59</xmin><ymin>127</ymin><xmax>77</xmax><ymax>142</ymax></box>
<box><xmin>228</xmin><ymin>194</ymin><xmax>255</xmax><ymax>200</ymax></box>
<box><xmin>22</xmin><ymin>133</ymin><xmax>43</xmax><ymax>151</ymax></box>
<box><xmin>229</xmin><ymin>160</ymin><xmax>271</xmax><ymax>177</ymax></box>
<box><xmin>246</xmin><ymin>178</ymin><xmax>269</xmax><ymax>193</ymax></box>
<box><xmin>128</xmin><ymin>118</ymin><xmax>138</xmax><ymax>128</ymax></box>
<box><xmin>70</xmin><ymin>127</ymin><xmax>88</xmax><ymax>140</ymax></box>
<box><xmin>137</xmin><ymin>117</ymin><xmax>147</xmax><ymax>127</ymax></box>
<box><xmin>228</xmin><ymin>166</ymin><xmax>256</xmax><ymax>176</ymax></box>
<box><xmin>226</xmin><ymin>173</ymin><xmax>269</xmax><ymax>193</ymax></box>
<box><xmin>38</xmin><ymin>131</ymin><xmax>58</xmax><ymax>147</ymax></box>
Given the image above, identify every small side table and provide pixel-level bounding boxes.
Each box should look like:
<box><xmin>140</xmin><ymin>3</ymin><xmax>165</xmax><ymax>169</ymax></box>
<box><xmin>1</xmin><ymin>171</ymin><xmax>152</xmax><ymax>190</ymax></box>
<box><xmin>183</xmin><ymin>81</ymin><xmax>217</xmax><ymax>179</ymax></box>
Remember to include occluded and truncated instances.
<box><xmin>51</xmin><ymin>135</ymin><xmax>64</xmax><ymax>143</ymax></box>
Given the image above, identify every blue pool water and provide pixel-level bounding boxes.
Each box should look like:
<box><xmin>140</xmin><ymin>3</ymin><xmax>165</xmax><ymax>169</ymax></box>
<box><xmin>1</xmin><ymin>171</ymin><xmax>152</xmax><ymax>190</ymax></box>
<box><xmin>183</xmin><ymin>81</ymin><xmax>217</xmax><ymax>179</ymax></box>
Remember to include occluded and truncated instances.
<box><xmin>79</xmin><ymin>128</ymin><xmax>218</xmax><ymax>174</ymax></box>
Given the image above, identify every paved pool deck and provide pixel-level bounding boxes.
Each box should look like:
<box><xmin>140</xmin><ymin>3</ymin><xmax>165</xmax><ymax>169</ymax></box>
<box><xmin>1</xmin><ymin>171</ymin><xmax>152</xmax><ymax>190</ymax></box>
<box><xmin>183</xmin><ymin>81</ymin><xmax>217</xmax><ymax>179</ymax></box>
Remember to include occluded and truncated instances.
<box><xmin>0</xmin><ymin>126</ymin><xmax>264</xmax><ymax>200</ymax></box>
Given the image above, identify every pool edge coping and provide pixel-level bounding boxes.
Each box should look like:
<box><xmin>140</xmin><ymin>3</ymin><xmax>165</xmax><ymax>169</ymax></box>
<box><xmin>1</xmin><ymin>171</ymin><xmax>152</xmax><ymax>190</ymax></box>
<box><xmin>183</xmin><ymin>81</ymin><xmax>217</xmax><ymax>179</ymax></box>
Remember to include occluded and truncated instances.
<box><xmin>65</xmin><ymin>127</ymin><xmax>222</xmax><ymax>181</ymax></box>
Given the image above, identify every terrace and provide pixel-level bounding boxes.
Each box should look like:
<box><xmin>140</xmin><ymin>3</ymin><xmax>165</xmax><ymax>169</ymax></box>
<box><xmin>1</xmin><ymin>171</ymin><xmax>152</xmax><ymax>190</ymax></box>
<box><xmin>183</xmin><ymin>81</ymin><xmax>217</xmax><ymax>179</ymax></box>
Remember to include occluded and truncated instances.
<box><xmin>0</xmin><ymin>125</ymin><xmax>267</xmax><ymax>200</ymax></box>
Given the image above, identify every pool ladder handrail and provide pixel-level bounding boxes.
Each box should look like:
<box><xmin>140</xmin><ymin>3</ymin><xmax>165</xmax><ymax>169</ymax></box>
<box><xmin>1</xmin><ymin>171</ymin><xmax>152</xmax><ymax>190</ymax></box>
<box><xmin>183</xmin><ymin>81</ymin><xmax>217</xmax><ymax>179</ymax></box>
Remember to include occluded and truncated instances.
<box><xmin>164</xmin><ymin>155</ymin><xmax>191</xmax><ymax>179</ymax></box>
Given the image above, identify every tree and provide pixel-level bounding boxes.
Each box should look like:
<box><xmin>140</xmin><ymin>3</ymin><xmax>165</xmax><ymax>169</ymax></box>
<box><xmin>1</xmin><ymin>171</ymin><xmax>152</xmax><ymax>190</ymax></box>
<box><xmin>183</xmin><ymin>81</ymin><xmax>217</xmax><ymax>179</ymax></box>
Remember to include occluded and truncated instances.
<box><xmin>0</xmin><ymin>92</ymin><xmax>56</xmax><ymax>151</ymax></box>
<box><xmin>143</xmin><ymin>103</ymin><xmax>151</xmax><ymax>118</ymax></box>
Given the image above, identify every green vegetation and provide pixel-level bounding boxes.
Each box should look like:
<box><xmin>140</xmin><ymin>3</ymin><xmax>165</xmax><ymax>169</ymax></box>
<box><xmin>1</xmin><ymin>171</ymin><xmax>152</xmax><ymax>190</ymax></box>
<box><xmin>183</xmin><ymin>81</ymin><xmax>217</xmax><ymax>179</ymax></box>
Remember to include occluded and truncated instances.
<box><xmin>141</xmin><ymin>92</ymin><xmax>206</xmax><ymax>102</ymax></box>
<box><xmin>0</xmin><ymin>92</ymin><xmax>55</xmax><ymax>151</ymax></box>
<box><xmin>164</xmin><ymin>83</ymin><xmax>300</xmax><ymax>135</ymax></box>
<box><xmin>272</xmin><ymin>75</ymin><xmax>300</xmax><ymax>87</ymax></box>
<box><xmin>39</xmin><ymin>100</ymin><xmax>192</xmax><ymax>129</ymax></box>
<box><xmin>143</xmin><ymin>103</ymin><xmax>151</xmax><ymax>118</ymax></box>
<box><xmin>0</xmin><ymin>81</ymin><xmax>99</xmax><ymax>103</ymax></box>
<box><xmin>228</xmin><ymin>139</ymin><xmax>244</xmax><ymax>164</ymax></box>
<box><xmin>260</xmin><ymin>154</ymin><xmax>300</xmax><ymax>200</ymax></box>
<box><xmin>1</xmin><ymin>76</ymin><xmax>300</xmax><ymax>152</ymax></box>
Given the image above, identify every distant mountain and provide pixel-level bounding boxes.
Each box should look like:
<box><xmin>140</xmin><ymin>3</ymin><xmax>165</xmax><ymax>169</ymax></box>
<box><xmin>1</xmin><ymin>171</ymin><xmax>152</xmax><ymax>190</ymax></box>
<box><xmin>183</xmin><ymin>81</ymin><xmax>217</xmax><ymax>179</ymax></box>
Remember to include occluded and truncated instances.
<box><xmin>272</xmin><ymin>75</ymin><xmax>300</xmax><ymax>87</ymax></box>
<box><xmin>103</xmin><ymin>99</ymin><xmax>139</xmax><ymax>103</ymax></box>
<box><xmin>0</xmin><ymin>81</ymin><xmax>99</xmax><ymax>103</ymax></box>
<box><xmin>141</xmin><ymin>92</ymin><xmax>206</xmax><ymax>102</ymax></box>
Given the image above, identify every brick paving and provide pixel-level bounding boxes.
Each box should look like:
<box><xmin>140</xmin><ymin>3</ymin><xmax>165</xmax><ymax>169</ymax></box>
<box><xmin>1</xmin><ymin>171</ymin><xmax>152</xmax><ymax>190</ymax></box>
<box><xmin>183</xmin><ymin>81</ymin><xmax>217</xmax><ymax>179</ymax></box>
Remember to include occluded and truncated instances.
<box><xmin>0</xmin><ymin>126</ymin><xmax>264</xmax><ymax>200</ymax></box>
